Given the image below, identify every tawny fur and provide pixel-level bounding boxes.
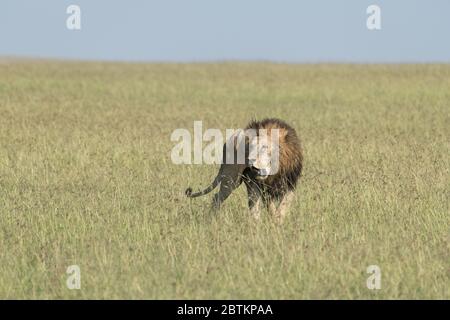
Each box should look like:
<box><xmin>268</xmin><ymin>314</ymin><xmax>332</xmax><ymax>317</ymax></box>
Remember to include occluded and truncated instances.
<box><xmin>243</xmin><ymin>118</ymin><xmax>303</xmax><ymax>201</ymax></box>
<box><xmin>186</xmin><ymin>118</ymin><xmax>303</xmax><ymax>221</ymax></box>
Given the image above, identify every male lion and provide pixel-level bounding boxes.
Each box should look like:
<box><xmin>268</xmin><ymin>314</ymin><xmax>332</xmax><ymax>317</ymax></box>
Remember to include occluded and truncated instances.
<box><xmin>186</xmin><ymin>118</ymin><xmax>303</xmax><ymax>221</ymax></box>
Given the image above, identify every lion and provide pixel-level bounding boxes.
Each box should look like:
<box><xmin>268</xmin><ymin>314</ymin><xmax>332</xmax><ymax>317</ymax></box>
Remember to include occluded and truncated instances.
<box><xmin>185</xmin><ymin>118</ymin><xmax>303</xmax><ymax>222</ymax></box>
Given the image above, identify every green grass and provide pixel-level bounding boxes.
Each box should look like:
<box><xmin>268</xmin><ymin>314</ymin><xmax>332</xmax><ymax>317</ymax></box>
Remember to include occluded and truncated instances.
<box><xmin>0</xmin><ymin>61</ymin><xmax>449</xmax><ymax>299</ymax></box>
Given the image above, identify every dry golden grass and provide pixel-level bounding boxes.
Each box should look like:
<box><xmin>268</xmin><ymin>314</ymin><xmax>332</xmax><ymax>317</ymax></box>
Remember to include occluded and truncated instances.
<box><xmin>0</xmin><ymin>61</ymin><xmax>448</xmax><ymax>298</ymax></box>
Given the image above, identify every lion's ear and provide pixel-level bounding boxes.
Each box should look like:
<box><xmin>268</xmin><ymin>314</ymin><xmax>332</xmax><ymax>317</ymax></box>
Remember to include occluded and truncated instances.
<box><xmin>280</xmin><ymin>128</ymin><xmax>288</xmax><ymax>141</ymax></box>
<box><xmin>270</xmin><ymin>128</ymin><xmax>287</xmax><ymax>146</ymax></box>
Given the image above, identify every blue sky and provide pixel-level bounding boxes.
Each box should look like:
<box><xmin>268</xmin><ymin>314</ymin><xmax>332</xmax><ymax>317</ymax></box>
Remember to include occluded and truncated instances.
<box><xmin>1</xmin><ymin>0</ymin><xmax>449</xmax><ymax>62</ymax></box>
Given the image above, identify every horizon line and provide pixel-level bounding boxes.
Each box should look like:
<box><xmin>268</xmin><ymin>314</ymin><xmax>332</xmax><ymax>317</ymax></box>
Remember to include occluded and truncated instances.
<box><xmin>1</xmin><ymin>55</ymin><xmax>450</xmax><ymax>65</ymax></box>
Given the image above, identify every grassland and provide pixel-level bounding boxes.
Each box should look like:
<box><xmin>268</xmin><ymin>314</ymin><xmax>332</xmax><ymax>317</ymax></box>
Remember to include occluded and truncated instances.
<box><xmin>0</xmin><ymin>60</ymin><xmax>448</xmax><ymax>299</ymax></box>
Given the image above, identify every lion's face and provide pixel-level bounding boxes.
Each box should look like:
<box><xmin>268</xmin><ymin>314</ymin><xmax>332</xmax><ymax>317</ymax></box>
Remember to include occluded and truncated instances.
<box><xmin>247</xmin><ymin>134</ymin><xmax>278</xmax><ymax>180</ymax></box>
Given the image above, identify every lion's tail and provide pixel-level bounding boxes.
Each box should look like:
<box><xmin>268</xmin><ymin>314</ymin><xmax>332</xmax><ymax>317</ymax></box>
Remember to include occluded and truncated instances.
<box><xmin>185</xmin><ymin>175</ymin><xmax>221</xmax><ymax>198</ymax></box>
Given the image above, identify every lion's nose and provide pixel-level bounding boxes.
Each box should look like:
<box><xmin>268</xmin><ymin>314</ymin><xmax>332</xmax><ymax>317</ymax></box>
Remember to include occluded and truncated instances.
<box><xmin>250</xmin><ymin>165</ymin><xmax>261</xmax><ymax>174</ymax></box>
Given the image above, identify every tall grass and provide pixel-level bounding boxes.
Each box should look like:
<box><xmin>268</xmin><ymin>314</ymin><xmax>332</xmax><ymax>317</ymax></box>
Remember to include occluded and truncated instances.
<box><xmin>0</xmin><ymin>61</ymin><xmax>448</xmax><ymax>298</ymax></box>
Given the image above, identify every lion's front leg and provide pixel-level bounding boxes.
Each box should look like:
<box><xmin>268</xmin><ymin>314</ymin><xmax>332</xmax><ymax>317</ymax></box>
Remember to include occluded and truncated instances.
<box><xmin>245</xmin><ymin>182</ymin><xmax>263</xmax><ymax>220</ymax></box>
<box><xmin>269</xmin><ymin>191</ymin><xmax>294</xmax><ymax>223</ymax></box>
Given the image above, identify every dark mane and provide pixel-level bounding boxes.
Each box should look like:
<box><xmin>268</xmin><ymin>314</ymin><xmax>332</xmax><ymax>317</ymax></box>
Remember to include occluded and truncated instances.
<box><xmin>244</xmin><ymin>118</ymin><xmax>303</xmax><ymax>200</ymax></box>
